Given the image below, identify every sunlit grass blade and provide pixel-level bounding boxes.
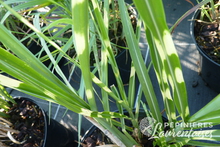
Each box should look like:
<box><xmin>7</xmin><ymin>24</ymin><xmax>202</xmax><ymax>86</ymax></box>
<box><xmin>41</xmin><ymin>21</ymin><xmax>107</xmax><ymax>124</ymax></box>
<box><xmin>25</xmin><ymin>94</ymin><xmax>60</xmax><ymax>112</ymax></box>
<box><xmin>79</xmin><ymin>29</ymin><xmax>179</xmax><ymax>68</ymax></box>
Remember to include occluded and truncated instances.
<box><xmin>127</xmin><ymin>64</ymin><xmax>136</xmax><ymax>108</ymax></box>
<box><xmin>0</xmin><ymin>84</ymin><xmax>15</xmax><ymax>104</ymax></box>
<box><xmin>94</xmin><ymin>117</ymin><xmax>139</xmax><ymax>147</ymax></box>
<box><xmin>0</xmin><ymin>95</ymin><xmax>11</xmax><ymax>111</ymax></box>
<box><xmin>0</xmin><ymin>74</ymin><xmax>56</xmax><ymax>102</ymax></box>
<box><xmin>99</xmin><ymin>0</ymin><xmax>110</xmax><ymax>113</ymax></box>
<box><xmin>90</xmin><ymin>0</ymin><xmax>127</xmax><ymax>104</ymax></box>
<box><xmin>117</xmin><ymin>0</ymin><xmax>162</xmax><ymax>123</ymax></box>
<box><xmin>1</xmin><ymin>0</ymin><xmax>57</xmax><ymax>23</ymax></box>
<box><xmin>44</xmin><ymin>18</ymin><xmax>72</xmax><ymax>31</ymax></box>
<box><xmin>189</xmin><ymin>94</ymin><xmax>220</xmax><ymax>122</ymax></box>
<box><xmin>133</xmin><ymin>0</ymin><xmax>189</xmax><ymax>121</ymax></box>
<box><xmin>0</xmin><ymin>3</ymin><xmax>72</xmax><ymax>87</ymax></box>
<box><xmin>89</xmin><ymin>8</ymin><xmax>109</xmax><ymax>111</ymax></box>
<box><xmin>189</xmin><ymin>110</ymin><xmax>220</xmax><ymax>127</ymax></box>
<box><xmin>0</xmin><ymin>47</ymin><xmax>89</xmax><ymax>108</ymax></box>
<box><xmin>71</xmin><ymin>0</ymin><xmax>97</xmax><ymax>111</ymax></box>
<box><xmin>91</xmin><ymin>73</ymin><xmax>130</xmax><ymax>111</ymax></box>
<box><xmin>145</xmin><ymin>26</ymin><xmax>176</xmax><ymax>122</ymax></box>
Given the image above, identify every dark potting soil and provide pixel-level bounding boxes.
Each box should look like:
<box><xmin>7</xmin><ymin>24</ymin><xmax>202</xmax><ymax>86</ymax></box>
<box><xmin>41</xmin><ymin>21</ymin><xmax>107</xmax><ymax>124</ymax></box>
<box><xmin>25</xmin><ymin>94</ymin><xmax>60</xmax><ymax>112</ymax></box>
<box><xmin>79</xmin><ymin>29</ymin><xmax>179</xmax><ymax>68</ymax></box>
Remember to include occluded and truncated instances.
<box><xmin>3</xmin><ymin>99</ymin><xmax>45</xmax><ymax>147</ymax></box>
<box><xmin>81</xmin><ymin>128</ymin><xmax>112</xmax><ymax>147</ymax></box>
<box><xmin>193</xmin><ymin>3</ymin><xmax>220</xmax><ymax>64</ymax></box>
<box><xmin>80</xmin><ymin>114</ymin><xmax>158</xmax><ymax>147</ymax></box>
<box><xmin>80</xmin><ymin>125</ymin><xmax>155</xmax><ymax>147</ymax></box>
<box><xmin>194</xmin><ymin>21</ymin><xmax>220</xmax><ymax>64</ymax></box>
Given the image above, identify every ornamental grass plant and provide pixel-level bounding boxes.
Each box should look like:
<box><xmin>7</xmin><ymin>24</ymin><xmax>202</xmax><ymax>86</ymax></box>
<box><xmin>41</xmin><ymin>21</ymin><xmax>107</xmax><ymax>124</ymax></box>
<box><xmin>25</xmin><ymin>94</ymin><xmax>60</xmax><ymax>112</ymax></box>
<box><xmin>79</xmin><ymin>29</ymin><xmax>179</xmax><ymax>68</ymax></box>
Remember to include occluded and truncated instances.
<box><xmin>0</xmin><ymin>0</ymin><xmax>220</xmax><ymax>146</ymax></box>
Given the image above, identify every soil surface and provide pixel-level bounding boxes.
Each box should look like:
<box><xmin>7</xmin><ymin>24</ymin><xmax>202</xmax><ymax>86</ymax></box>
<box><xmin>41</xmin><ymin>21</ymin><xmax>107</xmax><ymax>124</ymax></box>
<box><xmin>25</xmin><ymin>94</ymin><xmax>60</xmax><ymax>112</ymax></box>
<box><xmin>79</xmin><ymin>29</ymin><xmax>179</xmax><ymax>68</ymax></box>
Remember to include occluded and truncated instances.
<box><xmin>3</xmin><ymin>99</ymin><xmax>45</xmax><ymax>147</ymax></box>
<box><xmin>80</xmin><ymin>113</ymin><xmax>157</xmax><ymax>147</ymax></box>
<box><xmin>193</xmin><ymin>1</ymin><xmax>220</xmax><ymax>64</ymax></box>
<box><xmin>80</xmin><ymin>123</ymin><xmax>155</xmax><ymax>147</ymax></box>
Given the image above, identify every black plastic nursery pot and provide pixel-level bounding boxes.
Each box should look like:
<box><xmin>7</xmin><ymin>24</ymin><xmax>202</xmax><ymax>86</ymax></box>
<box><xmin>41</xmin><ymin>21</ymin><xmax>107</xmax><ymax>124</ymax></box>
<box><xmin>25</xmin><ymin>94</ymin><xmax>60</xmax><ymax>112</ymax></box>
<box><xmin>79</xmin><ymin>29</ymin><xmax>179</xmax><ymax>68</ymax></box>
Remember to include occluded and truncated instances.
<box><xmin>28</xmin><ymin>41</ymin><xmax>55</xmax><ymax>67</ymax></box>
<box><xmin>190</xmin><ymin>10</ymin><xmax>220</xmax><ymax>93</ymax></box>
<box><xmin>7</xmin><ymin>97</ymin><xmax>77</xmax><ymax>147</ymax></box>
<box><xmin>80</xmin><ymin>109</ymin><xmax>168</xmax><ymax>147</ymax></box>
<box><xmin>109</xmin><ymin>49</ymin><xmax>132</xmax><ymax>86</ymax></box>
<box><xmin>28</xmin><ymin>41</ymin><xmax>66</xmax><ymax>68</ymax></box>
<box><xmin>28</xmin><ymin>41</ymin><xmax>67</xmax><ymax>81</ymax></box>
<box><xmin>64</xmin><ymin>49</ymin><xmax>132</xmax><ymax>88</ymax></box>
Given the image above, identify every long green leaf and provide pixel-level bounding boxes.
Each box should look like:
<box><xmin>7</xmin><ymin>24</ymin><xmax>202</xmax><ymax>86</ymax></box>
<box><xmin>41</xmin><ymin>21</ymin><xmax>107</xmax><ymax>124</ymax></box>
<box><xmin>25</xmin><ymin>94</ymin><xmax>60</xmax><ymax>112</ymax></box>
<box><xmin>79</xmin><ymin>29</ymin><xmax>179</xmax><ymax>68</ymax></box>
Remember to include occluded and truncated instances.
<box><xmin>128</xmin><ymin>64</ymin><xmax>136</xmax><ymax>108</ymax></box>
<box><xmin>90</xmin><ymin>0</ymin><xmax>128</xmax><ymax>105</ymax></box>
<box><xmin>0</xmin><ymin>2</ymin><xmax>75</xmax><ymax>92</ymax></box>
<box><xmin>100</xmin><ymin>0</ymin><xmax>110</xmax><ymax>113</ymax></box>
<box><xmin>0</xmin><ymin>74</ymin><xmax>56</xmax><ymax>102</ymax></box>
<box><xmin>0</xmin><ymin>76</ymin><xmax>127</xmax><ymax>119</ymax></box>
<box><xmin>133</xmin><ymin>0</ymin><xmax>189</xmax><ymax>121</ymax></box>
<box><xmin>0</xmin><ymin>47</ymin><xmax>89</xmax><ymax>109</ymax></box>
<box><xmin>95</xmin><ymin>117</ymin><xmax>138</xmax><ymax>147</ymax></box>
<box><xmin>190</xmin><ymin>110</ymin><xmax>220</xmax><ymax>126</ymax></box>
<box><xmin>189</xmin><ymin>94</ymin><xmax>220</xmax><ymax>122</ymax></box>
<box><xmin>117</xmin><ymin>0</ymin><xmax>162</xmax><ymax>123</ymax></box>
<box><xmin>44</xmin><ymin>18</ymin><xmax>72</xmax><ymax>31</ymax></box>
<box><xmin>145</xmin><ymin>26</ymin><xmax>176</xmax><ymax>122</ymax></box>
<box><xmin>71</xmin><ymin>0</ymin><xmax>97</xmax><ymax>111</ymax></box>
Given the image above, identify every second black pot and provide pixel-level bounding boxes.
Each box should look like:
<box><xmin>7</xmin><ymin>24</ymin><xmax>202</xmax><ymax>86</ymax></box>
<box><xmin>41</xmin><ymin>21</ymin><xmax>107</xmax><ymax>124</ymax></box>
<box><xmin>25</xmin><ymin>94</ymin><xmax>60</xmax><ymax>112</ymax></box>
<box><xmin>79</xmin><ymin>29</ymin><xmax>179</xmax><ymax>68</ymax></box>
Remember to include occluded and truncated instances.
<box><xmin>64</xmin><ymin>49</ymin><xmax>131</xmax><ymax>89</ymax></box>
<box><xmin>190</xmin><ymin>10</ymin><xmax>220</xmax><ymax>93</ymax></box>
